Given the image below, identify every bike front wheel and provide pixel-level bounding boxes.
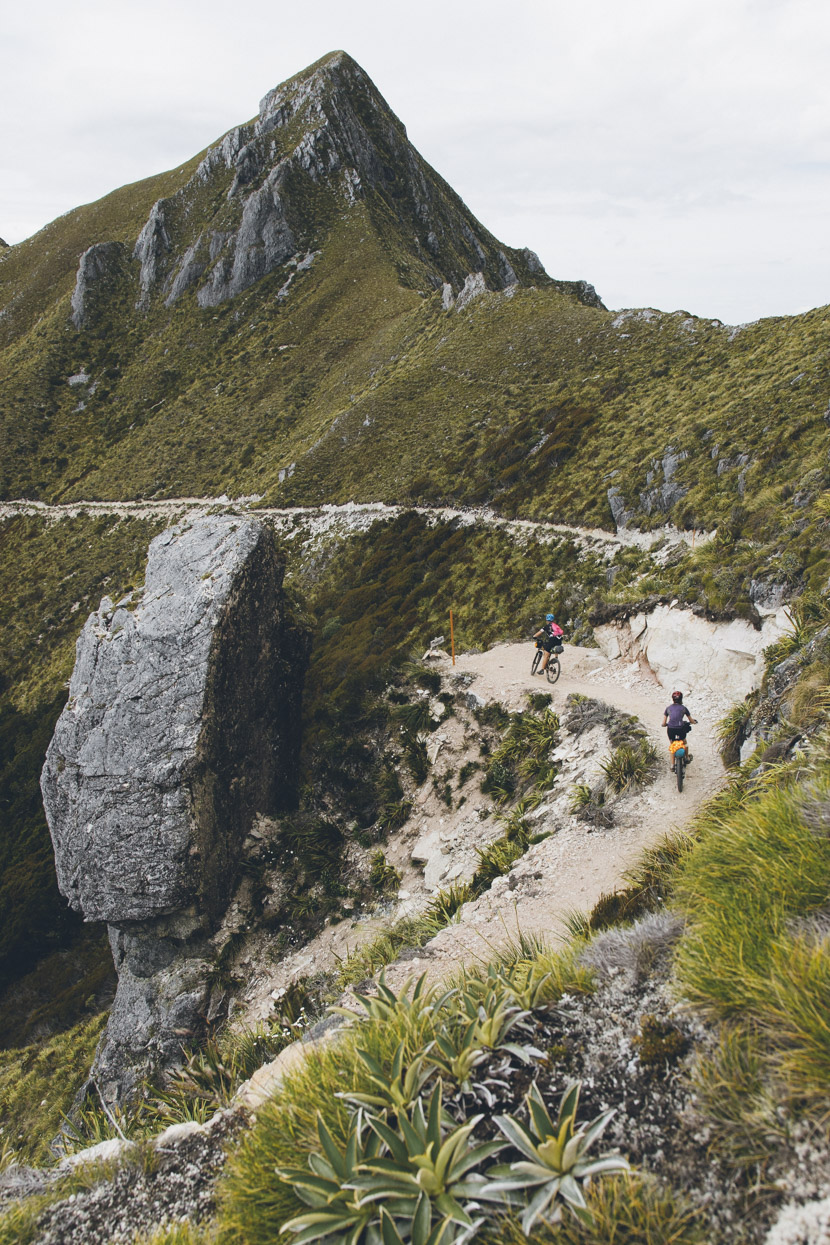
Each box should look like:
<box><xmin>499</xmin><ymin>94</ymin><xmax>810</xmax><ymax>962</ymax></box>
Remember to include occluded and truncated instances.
<box><xmin>546</xmin><ymin>657</ymin><xmax>561</xmax><ymax>684</ymax></box>
<box><xmin>531</xmin><ymin>649</ymin><xmax>542</xmax><ymax>675</ymax></box>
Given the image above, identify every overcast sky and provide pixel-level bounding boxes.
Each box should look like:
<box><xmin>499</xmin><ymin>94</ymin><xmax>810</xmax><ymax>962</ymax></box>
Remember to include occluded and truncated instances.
<box><xmin>3</xmin><ymin>0</ymin><xmax>829</xmax><ymax>324</ymax></box>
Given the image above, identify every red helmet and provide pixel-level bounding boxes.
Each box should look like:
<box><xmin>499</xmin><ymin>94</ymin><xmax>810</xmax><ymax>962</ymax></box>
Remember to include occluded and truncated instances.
<box><xmin>671</xmin><ymin>690</ymin><xmax>683</xmax><ymax>702</ymax></box>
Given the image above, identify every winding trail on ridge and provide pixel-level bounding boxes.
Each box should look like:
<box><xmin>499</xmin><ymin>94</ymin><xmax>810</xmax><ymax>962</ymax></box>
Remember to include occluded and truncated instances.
<box><xmin>384</xmin><ymin>639</ymin><xmax>727</xmax><ymax>989</ymax></box>
<box><xmin>0</xmin><ymin>496</ymin><xmax>711</xmax><ymax>557</ymax></box>
<box><xmin>239</xmin><ymin>636</ymin><xmax>731</xmax><ymax>1017</ymax></box>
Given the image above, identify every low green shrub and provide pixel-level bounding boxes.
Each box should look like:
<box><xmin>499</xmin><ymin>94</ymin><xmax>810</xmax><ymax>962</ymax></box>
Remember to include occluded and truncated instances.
<box><xmin>368</xmin><ymin>851</ymin><xmax>402</xmax><ymax>894</ymax></box>
<box><xmin>600</xmin><ymin>739</ymin><xmax>658</xmax><ymax>793</ymax></box>
<box><xmin>633</xmin><ymin>1015</ymin><xmax>690</xmax><ymax>1067</ymax></box>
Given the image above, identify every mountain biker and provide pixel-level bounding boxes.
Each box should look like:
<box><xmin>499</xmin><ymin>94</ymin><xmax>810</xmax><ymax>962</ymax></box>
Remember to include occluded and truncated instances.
<box><xmin>662</xmin><ymin>691</ymin><xmax>697</xmax><ymax>765</ymax></box>
<box><xmin>532</xmin><ymin>614</ymin><xmax>564</xmax><ymax>674</ymax></box>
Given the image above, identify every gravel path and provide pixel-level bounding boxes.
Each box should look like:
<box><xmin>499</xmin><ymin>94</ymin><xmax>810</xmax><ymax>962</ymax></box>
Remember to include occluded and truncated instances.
<box><xmin>383</xmin><ymin>640</ymin><xmax>726</xmax><ymax>986</ymax></box>
<box><xmin>0</xmin><ymin>497</ymin><xmax>711</xmax><ymax>558</ymax></box>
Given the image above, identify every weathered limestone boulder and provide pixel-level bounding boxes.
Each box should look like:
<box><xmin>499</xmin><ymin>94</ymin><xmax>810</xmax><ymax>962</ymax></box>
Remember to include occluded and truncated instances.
<box><xmin>42</xmin><ymin>516</ymin><xmax>309</xmax><ymax>1100</ymax></box>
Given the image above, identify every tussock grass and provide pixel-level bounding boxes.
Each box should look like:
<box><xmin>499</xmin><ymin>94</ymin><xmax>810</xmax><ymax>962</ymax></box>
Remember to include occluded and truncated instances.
<box><xmin>621</xmin><ymin>831</ymin><xmax>696</xmax><ymax>910</ymax></box>
<box><xmin>788</xmin><ymin>667</ymin><xmax>830</xmax><ymax>729</ymax></box>
<box><xmin>486</xmin><ymin>1172</ymin><xmax>705</xmax><ymax>1244</ymax></box>
<box><xmin>690</xmin><ymin>1027</ymin><xmax>785</xmax><ymax>1166</ymax></box>
<box><xmin>715</xmin><ymin>699</ymin><xmax>756</xmax><ymax>767</ymax></box>
<box><xmin>674</xmin><ymin>775</ymin><xmax>830</xmax><ymax>1112</ymax></box>
<box><xmin>600</xmin><ymin>739</ymin><xmax>658</xmax><ymax>793</ymax></box>
<box><xmin>488</xmin><ymin>939</ymin><xmax>595</xmax><ymax>1007</ymax></box>
<box><xmin>763</xmin><ymin>936</ymin><xmax>830</xmax><ymax>1109</ymax></box>
<box><xmin>134</xmin><ymin>1224</ymin><xmax>207</xmax><ymax>1244</ymax></box>
<box><xmin>674</xmin><ymin>779</ymin><xmax>830</xmax><ymax>1017</ymax></box>
<box><xmin>333</xmin><ymin>911</ymin><xmax>449</xmax><ymax>990</ymax></box>
<box><xmin>0</xmin><ymin>1011</ymin><xmax>108</xmax><ymax>1165</ymax></box>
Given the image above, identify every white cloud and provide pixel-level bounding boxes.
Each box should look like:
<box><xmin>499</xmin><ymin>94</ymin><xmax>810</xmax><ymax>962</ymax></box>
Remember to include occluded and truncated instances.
<box><xmin>2</xmin><ymin>0</ymin><xmax>829</xmax><ymax>321</ymax></box>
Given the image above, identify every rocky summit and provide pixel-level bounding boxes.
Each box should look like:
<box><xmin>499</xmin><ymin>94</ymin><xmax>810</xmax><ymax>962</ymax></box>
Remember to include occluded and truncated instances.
<box><xmin>41</xmin><ymin>516</ymin><xmax>308</xmax><ymax>1098</ymax></box>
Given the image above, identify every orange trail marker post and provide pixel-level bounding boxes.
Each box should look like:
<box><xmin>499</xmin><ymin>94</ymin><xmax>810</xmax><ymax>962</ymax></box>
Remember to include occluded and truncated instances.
<box><xmin>450</xmin><ymin>610</ymin><xmax>456</xmax><ymax>666</ymax></box>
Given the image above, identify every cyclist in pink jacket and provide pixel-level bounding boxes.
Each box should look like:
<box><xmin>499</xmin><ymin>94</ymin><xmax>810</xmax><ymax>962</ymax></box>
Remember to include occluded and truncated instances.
<box><xmin>533</xmin><ymin>614</ymin><xmax>564</xmax><ymax>675</ymax></box>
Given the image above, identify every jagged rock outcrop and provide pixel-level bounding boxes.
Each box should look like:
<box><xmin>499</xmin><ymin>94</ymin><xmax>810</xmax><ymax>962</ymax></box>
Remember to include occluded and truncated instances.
<box><xmin>133</xmin><ymin>200</ymin><xmax>172</xmax><ymax>309</ymax></box>
<box><xmin>41</xmin><ymin>516</ymin><xmax>310</xmax><ymax>1099</ymax></box>
<box><xmin>70</xmin><ymin>241</ymin><xmax>129</xmax><ymax>329</ymax></box>
<box><xmin>608</xmin><ymin>447</ymin><xmax>689</xmax><ymax>527</ymax></box>
<box><xmin>455</xmin><ymin>271</ymin><xmax>488</xmax><ymax>311</ymax></box>
<box><xmin>121</xmin><ymin>51</ymin><xmax>599</xmax><ymax>313</ymax></box>
<box><xmin>639</xmin><ymin>447</ymin><xmax>688</xmax><ymax>516</ymax></box>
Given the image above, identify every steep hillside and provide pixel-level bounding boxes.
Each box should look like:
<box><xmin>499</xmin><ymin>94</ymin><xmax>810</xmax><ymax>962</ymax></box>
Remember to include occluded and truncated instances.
<box><xmin>0</xmin><ymin>52</ymin><xmax>582</xmax><ymax>502</ymax></box>
<box><xmin>1</xmin><ymin>49</ymin><xmax>829</xmax><ymax>1242</ymax></box>
<box><xmin>1</xmin><ymin>51</ymin><xmax>827</xmax><ymax>588</ymax></box>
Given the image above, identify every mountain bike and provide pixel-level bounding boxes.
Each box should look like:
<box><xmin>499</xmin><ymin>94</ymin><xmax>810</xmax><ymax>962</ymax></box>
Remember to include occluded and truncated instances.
<box><xmin>531</xmin><ymin>640</ymin><xmax>562</xmax><ymax>684</ymax></box>
<box><xmin>669</xmin><ymin>738</ymin><xmax>689</xmax><ymax>792</ymax></box>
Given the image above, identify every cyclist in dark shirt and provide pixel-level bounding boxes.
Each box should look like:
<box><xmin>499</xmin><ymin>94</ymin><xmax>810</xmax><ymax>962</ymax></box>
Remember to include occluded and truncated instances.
<box><xmin>662</xmin><ymin>691</ymin><xmax>697</xmax><ymax>760</ymax></box>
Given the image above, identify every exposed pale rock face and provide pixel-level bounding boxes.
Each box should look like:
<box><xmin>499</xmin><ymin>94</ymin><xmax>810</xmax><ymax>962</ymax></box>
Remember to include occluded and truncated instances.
<box><xmin>42</xmin><ymin>516</ymin><xmax>309</xmax><ymax>1098</ymax></box>
<box><xmin>195</xmin><ymin>165</ymin><xmax>297</xmax><ymax>307</ymax></box>
<box><xmin>70</xmin><ymin>242</ymin><xmax>128</xmax><ymax>330</ymax></box>
<box><xmin>594</xmin><ymin>603</ymin><xmax>789</xmax><ymax>701</ymax></box>
<box><xmin>640</xmin><ymin>447</ymin><xmax>689</xmax><ymax>516</ymax></box>
<box><xmin>455</xmin><ymin>272</ymin><xmax>488</xmax><ymax>311</ymax></box>
<box><xmin>133</xmin><ymin>200</ymin><xmax>172</xmax><ymax>308</ymax></box>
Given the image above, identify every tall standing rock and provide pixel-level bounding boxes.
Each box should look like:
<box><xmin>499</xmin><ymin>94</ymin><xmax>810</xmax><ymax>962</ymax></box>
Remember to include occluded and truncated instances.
<box><xmin>41</xmin><ymin>516</ymin><xmax>309</xmax><ymax>1101</ymax></box>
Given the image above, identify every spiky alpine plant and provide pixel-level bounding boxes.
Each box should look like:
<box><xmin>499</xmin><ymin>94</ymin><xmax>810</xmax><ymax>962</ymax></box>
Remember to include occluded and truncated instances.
<box><xmin>331</xmin><ymin>973</ymin><xmax>456</xmax><ymax>1038</ymax></box>
<box><xmin>453</xmin><ymin>969</ymin><xmax>542</xmax><ymax>1063</ymax></box>
<box><xmin>338</xmin><ymin>1042</ymin><xmax>437</xmax><ymax>1116</ymax></box>
<box><xmin>472</xmin><ymin>1080</ymin><xmax>629</xmax><ymax>1233</ymax></box>
<box><xmin>350</xmin><ymin>1080</ymin><xmax>505</xmax><ymax>1242</ymax></box>
<box><xmin>428</xmin><ymin>1020</ymin><xmax>489</xmax><ymax>1095</ymax></box>
<box><xmin>276</xmin><ymin>1111</ymin><xmax>386</xmax><ymax>1245</ymax></box>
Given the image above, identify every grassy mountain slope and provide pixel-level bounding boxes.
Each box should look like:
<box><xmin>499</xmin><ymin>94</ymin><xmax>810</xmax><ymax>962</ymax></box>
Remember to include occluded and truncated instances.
<box><xmin>0</xmin><ymin>45</ymin><xmax>828</xmax><ymax>1012</ymax></box>
<box><xmin>0</xmin><ymin>52</ymin><xmax>827</xmax><ymax>581</ymax></box>
<box><xmin>0</xmin><ymin>49</ymin><xmax>829</xmax><ymax>1197</ymax></box>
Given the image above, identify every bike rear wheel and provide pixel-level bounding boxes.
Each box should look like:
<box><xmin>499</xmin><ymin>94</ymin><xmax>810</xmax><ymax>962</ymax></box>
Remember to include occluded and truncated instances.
<box><xmin>531</xmin><ymin>649</ymin><xmax>542</xmax><ymax>675</ymax></box>
<box><xmin>676</xmin><ymin>755</ymin><xmax>685</xmax><ymax>792</ymax></box>
<box><xmin>546</xmin><ymin>656</ymin><xmax>561</xmax><ymax>684</ymax></box>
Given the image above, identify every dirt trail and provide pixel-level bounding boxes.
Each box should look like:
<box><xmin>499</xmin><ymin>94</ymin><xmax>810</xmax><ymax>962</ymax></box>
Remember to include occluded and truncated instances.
<box><xmin>382</xmin><ymin>639</ymin><xmax>726</xmax><ymax>987</ymax></box>
<box><xmin>0</xmin><ymin>497</ymin><xmax>711</xmax><ymax>558</ymax></box>
<box><xmin>239</xmin><ymin>639</ymin><xmax>729</xmax><ymax>1020</ymax></box>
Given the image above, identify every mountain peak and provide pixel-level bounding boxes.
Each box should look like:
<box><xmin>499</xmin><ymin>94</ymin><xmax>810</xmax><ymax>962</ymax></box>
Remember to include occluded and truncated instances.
<box><xmin>257</xmin><ymin>50</ymin><xmax>366</xmax><ymax>130</ymax></box>
<box><xmin>70</xmin><ymin>50</ymin><xmax>578</xmax><ymax>320</ymax></box>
